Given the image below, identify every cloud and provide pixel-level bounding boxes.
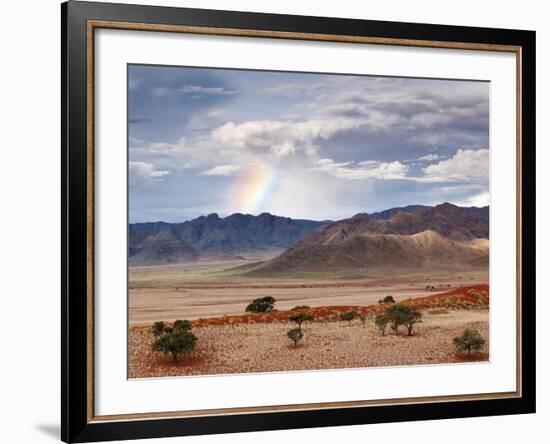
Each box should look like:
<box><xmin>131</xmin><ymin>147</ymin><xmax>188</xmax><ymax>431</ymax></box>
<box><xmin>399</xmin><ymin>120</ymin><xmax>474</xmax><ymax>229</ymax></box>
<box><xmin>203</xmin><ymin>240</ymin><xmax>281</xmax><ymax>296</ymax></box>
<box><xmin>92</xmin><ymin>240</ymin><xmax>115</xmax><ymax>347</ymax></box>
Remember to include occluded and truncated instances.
<box><xmin>128</xmin><ymin>66</ymin><xmax>490</xmax><ymax>221</ymax></box>
<box><xmin>201</xmin><ymin>165</ymin><xmax>242</xmax><ymax>176</ymax></box>
<box><xmin>207</xmin><ymin>109</ymin><xmax>225</xmax><ymax>118</ymax></box>
<box><xmin>179</xmin><ymin>85</ymin><xmax>239</xmax><ymax>96</ymax></box>
<box><xmin>321</xmin><ymin>85</ymin><xmax>489</xmax><ymax>149</ymax></box>
<box><xmin>259</xmin><ymin>82</ymin><xmax>326</xmax><ymax>97</ymax></box>
<box><xmin>423</xmin><ymin>148</ymin><xmax>489</xmax><ymax>182</ymax></box>
<box><xmin>453</xmin><ymin>191</ymin><xmax>490</xmax><ymax>207</ymax></box>
<box><xmin>311</xmin><ymin>148</ymin><xmax>489</xmax><ymax>184</ymax></box>
<box><xmin>151</xmin><ymin>85</ymin><xmax>238</xmax><ymax>98</ymax></box>
<box><xmin>409</xmin><ymin>131</ymin><xmax>486</xmax><ymax>147</ymax></box>
<box><xmin>311</xmin><ymin>158</ymin><xmax>409</xmax><ymax>180</ymax></box>
<box><xmin>417</xmin><ymin>153</ymin><xmax>441</xmax><ymax>162</ymax></box>
<box><xmin>129</xmin><ymin>161</ymin><xmax>170</xmax><ymax>182</ymax></box>
<box><xmin>211</xmin><ymin>119</ymin><xmax>365</xmax><ymax>156</ymax></box>
<box><xmin>131</xmin><ymin>137</ymin><xmax>189</xmax><ymax>157</ymax></box>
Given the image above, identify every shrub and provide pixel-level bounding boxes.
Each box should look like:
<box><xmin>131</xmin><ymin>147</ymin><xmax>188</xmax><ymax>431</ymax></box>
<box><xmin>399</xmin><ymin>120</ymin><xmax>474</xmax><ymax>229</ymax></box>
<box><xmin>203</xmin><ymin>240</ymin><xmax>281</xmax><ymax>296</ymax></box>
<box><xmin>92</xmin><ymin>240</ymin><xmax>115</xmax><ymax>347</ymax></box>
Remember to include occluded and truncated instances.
<box><xmin>245</xmin><ymin>296</ymin><xmax>276</xmax><ymax>313</ymax></box>
<box><xmin>383</xmin><ymin>304</ymin><xmax>423</xmax><ymax>336</ymax></box>
<box><xmin>386</xmin><ymin>304</ymin><xmax>406</xmax><ymax>334</ymax></box>
<box><xmin>152</xmin><ymin>321</ymin><xmax>166</xmax><ymax>338</ymax></box>
<box><xmin>340</xmin><ymin>310</ymin><xmax>357</xmax><ymax>326</ymax></box>
<box><xmin>173</xmin><ymin>319</ymin><xmax>192</xmax><ymax>332</ymax></box>
<box><xmin>359</xmin><ymin>312</ymin><xmax>368</xmax><ymax>327</ymax></box>
<box><xmin>288</xmin><ymin>312</ymin><xmax>314</xmax><ymax>328</ymax></box>
<box><xmin>375</xmin><ymin>313</ymin><xmax>389</xmax><ymax>335</ymax></box>
<box><xmin>152</xmin><ymin>330</ymin><xmax>197</xmax><ymax>363</ymax></box>
<box><xmin>402</xmin><ymin>308</ymin><xmax>422</xmax><ymax>336</ymax></box>
<box><xmin>382</xmin><ymin>295</ymin><xmax>395</xmax><ymax>304</ymax></box>
<box><xmin>287</xmin><ymin>328</ymin><xmax>304</xmax><ymax>347</ymax></box>
<box><xmin>291</xmin><ymin>305</ymin><xmax>310</xmax><ymax>311</ymax></box>
<box><xmin>453</xmin><ymin>329</ymin><xmax>486</xmax><ymax>355</ymax></box>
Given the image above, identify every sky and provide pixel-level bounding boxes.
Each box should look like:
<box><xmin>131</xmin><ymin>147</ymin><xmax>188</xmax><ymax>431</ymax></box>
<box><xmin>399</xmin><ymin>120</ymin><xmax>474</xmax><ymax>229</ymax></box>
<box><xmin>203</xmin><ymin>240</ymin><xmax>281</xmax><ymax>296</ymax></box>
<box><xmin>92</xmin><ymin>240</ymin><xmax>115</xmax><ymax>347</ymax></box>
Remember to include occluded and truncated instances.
<box><xmin>128</xmin><ymin>64</ymin><xmax>490</xmax><ymax>223</ymax></box>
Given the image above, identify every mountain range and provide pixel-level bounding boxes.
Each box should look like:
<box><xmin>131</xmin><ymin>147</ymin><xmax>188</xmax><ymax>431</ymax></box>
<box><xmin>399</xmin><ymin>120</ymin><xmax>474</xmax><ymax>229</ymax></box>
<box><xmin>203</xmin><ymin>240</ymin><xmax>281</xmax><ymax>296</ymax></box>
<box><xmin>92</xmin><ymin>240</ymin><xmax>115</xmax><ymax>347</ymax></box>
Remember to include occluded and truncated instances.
<box><xmin>129</xmin><ymin>203</ymin><xmax>489</xmax><ymax>269</ymax></box>
<box><xmin>129</xmin><ymin>212</ymin><xmax>329</xmax><ymax>265</ymax></box>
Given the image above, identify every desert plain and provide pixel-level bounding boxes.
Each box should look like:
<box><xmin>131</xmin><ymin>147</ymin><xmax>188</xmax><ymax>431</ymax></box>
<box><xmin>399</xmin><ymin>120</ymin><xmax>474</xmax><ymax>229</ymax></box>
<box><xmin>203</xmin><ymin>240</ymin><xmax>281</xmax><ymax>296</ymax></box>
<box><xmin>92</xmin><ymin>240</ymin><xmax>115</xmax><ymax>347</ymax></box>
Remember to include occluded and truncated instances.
<box><xmin>128</xmin><ymin>255</ymin><xmax>489</xmax><ymax>378</ymax></box>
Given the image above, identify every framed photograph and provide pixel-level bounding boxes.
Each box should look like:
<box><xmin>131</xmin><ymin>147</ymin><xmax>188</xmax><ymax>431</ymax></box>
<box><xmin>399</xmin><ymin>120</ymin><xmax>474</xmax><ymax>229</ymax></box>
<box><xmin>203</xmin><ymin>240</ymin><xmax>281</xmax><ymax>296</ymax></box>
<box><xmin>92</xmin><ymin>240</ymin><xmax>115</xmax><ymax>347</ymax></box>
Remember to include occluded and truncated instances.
<box><xmin>62</xmin><ymin>1</ymin><xmax>536</xmax><ymax>442</ymax></box>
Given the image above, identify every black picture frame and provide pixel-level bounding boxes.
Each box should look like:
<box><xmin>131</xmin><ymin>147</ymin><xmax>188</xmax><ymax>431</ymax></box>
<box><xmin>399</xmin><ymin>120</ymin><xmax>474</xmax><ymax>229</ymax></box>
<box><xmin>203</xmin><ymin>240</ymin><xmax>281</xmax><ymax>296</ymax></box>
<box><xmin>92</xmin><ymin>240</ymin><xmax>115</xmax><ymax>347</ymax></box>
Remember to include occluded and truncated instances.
<box><xmin>62</xmin><ymin>1</ymin><xmax>536</xmax><ymax>442</ymax></box>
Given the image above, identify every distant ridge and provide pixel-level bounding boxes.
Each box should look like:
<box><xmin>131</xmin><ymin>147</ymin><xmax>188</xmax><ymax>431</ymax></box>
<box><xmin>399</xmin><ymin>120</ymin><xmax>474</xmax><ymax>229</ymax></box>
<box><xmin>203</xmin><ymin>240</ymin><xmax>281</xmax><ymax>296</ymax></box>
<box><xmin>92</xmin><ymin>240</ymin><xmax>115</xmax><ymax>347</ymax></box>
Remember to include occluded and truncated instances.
<box><xmin>298</xmin><ymin>203</ymin><xmax>489</xmax><ymax>246</ymax></box>
<box><xmin>129</xmin><ymin>226</ymin><xmax>200</xmax><ymax>265</ymax></box>
<box><xmin>234</xmin><ymin>203</ymin><xmax>489</xmax><ymax>275</ymax></box>
<box><xmin>129</xmin><ymin>203</ymin><xmax>489</xmax><ymax>266</ymax></box>
<box><xmin>354</xmin><ymin>204</ymin><xmax>488</xmax><ymax>221</ymax></box>
<box><xmin>241</xmin><ymin>230</ymin><xmax>489</xmax><ymax>276</ymax></box>
<box><xmin>129</xmin><ymin>212</ymin><xmax>329</xmax><ymax>265</ymax></box>
<box><xmin>354</xmin><ymin>204</ymin><xmax>432</xmax><ymax>220</ymax></box>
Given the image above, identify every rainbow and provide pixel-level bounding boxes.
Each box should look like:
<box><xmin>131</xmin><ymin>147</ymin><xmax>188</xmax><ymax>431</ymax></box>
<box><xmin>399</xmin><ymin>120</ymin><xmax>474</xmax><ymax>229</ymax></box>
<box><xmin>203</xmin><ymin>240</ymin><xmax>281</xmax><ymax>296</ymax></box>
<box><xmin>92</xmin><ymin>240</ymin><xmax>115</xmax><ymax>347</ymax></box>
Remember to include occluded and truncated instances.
<box><xmin>228</xmin><ymin>165</ymin><xmax>277</xmax><ymax>214</ymax></box>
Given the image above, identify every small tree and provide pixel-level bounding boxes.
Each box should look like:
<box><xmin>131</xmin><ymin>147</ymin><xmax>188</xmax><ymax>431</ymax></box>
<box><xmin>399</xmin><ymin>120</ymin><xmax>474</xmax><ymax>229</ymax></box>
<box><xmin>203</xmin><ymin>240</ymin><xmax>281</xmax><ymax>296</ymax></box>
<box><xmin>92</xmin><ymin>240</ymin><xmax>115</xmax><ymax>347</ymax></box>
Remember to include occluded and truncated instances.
<box><xmin>152</xmin><ymin>330</ymin><xmax>197</xmax><ymax>363</ymax></box>
<box><xmin>382</xmin><ymin>304</ymin><xmax>423</xmax><ymax>336</ymax></box>
<box><xmin>386</xmin><ymin>304</ymin><xmax>406</xmax><ymax>334</ymax></box>
<box><xmin>375</xmin><ymin>313</ymin><xmax>389</xmax><ymax>336</ymax></box>
<box><xmin>359</xmin><ymin>312</ymin><xmax>367</xmax><ymax>328</ymax></box>
<box><xmin>152</xmin><ymin>321</ymin><xmax>166</xmax><ymax>338</ymax></box>
<box><xmin>340</xmin><ymin>310</ymin><xmax>357</xmax><ymax>326</ymax></box>
<box><xmin>287</xmin><ymin>328</ymin><xmax>304</xmax><ymax>348</ymax></box>
<box><xmin>288</xmin><ymin>312</ymin><xmax>314</xmax><ymax>328</ymax></box>
<box><xmin>453</xmin><ymin>329</ymin><xmax>486</xmax><ymax>355</ymax></box>
<box><xmin>382</xmin><ymin>295</ymin><xmax>395</xmax><ymax>304</ymax></box>
<box><xmin>245</xmin><ymin>296</ymin><xmax>276</xmax><ymax>313</ymax></box>
<box><xmin>403</xmin><ymin>308</ymin><xmax>422</xmax><ymax>336</ymax></box>
<box><xmin>173</xmin><ymin>319</ymin><xmax>192</xmax><ymax>332</ymax></box>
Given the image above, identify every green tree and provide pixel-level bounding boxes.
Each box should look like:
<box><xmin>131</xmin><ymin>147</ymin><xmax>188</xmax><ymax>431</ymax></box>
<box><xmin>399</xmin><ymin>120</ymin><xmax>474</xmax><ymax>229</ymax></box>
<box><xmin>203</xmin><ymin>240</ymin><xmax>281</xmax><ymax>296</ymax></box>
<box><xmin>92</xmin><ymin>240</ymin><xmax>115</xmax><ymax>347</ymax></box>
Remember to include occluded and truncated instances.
<box><xmin>245</xmin><ymin>296</ymin><xmax>276</xmax><ymax>313</ymax></box>
<box><xmin>173</xmin><ymin>319</ymin><xmax>192</xmax><ymax>332</ymax></box>
<box><xmin>288</xmin><ymin>312</ymin><xmax>314</xmax><ymax>328</ymax></box>
<box><xmin>385</xmin><ymin>304</ymin><xmax>423</xmax><ymax>336</ymax></box>
<box><xmin>386</xmin><ymin>304</ymin><xmax>405</xmax><ymax>334</ymax></box>
<box><xmin>359</xmin><ymin>312</ymin><xmax>368</xmax><ymax>328</ymax></box>
<box><xmin>340</xmin><ymin>310</ymin><xmax>357</xmax><ymax>326</ymax></box>
<box><xmin>382</xmin><ymin>295</ymin><xmax>395</xmax><ymax>304</ymax></box>
<box><xmin>375</xmin><ymin>313</ymin><xmax>389</xmax><ymax>336</ymax></box>
<box><xmin>287</xmin><ymin>328</ymin><xmax>304</xmax><ymax>348</ymax></box>
<box><xmin>453</xmin><ymin>329</ymin><xmax>486</xmax><ymax>355</ymax></box>
<box><xmin>152</xmin><ymin>330</ymin><xmax>197</xmax><ymax>363</ymax></box>
<box><xmin>152</xmin><ymin>321</ymin><xmax>166</xmax><ymax>338</ymax></box>
<box><xmin>403</xmin><ymin>308</ymin><xmax>422</xmax><ymax>336</ymax></box>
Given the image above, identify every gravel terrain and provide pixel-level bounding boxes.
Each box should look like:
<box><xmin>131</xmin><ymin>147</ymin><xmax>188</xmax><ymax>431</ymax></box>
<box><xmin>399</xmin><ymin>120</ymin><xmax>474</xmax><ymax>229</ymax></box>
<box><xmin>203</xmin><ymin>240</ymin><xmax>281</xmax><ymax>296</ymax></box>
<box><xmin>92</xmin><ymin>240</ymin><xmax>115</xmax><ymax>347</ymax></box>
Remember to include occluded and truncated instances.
<box><xmin>129</xmin><ymin>309</ymin><xmax>488</xmax><ymax>378</ymax></box>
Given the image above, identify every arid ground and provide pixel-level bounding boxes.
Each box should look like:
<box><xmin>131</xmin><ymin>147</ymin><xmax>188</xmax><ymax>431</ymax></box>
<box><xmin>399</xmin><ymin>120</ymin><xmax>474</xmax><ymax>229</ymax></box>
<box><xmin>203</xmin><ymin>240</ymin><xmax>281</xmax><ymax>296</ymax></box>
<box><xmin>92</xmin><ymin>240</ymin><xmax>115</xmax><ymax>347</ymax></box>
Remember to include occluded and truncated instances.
<box><xmin>128</xmin><ymin>257</ymin><xmax>489</xmax><ymax>378</ymax></box>
<box><xmin>129</xmin><ymin>256</ymin><xmax>488</xmax><ymax>325</ymax></box>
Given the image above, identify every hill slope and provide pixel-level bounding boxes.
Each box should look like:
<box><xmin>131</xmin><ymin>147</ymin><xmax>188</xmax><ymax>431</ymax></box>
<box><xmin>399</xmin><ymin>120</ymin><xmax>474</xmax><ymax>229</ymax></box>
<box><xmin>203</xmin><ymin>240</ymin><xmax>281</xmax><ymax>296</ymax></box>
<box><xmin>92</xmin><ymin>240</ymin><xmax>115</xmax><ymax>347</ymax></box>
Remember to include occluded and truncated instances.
<box><xmin>129</xmin><ymin>226</ymin><xmax>200</xmax><ymax>265</ymax></box>
<box><xmin>129</xmin><ymin>213</ymin><xmax>330</xmax><ymax>264</ymax></box>
<box><xmin>241</xmin><ymin>230</ymin><xmax>488</xmax><ymax>275</ymax></box>
<box><xmin>298</xmin><ymin>203</ymin><xmax>488</xmax><ymax>247</ymax></box>
<box><xmin>129</xmin><ymin>203</ymin><xmax>489</xmax><ymax>266</ymax></box>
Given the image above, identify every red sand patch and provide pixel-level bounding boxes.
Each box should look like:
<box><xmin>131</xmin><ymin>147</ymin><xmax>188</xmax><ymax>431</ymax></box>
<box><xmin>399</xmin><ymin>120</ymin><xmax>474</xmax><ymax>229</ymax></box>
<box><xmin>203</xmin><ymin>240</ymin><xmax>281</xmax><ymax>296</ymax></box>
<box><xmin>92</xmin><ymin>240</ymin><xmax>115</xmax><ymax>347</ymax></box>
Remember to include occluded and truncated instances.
<box><xmin>132</xmin><ymin>285</ymin><xmax>489</xmax><ymax>332</ymax></box>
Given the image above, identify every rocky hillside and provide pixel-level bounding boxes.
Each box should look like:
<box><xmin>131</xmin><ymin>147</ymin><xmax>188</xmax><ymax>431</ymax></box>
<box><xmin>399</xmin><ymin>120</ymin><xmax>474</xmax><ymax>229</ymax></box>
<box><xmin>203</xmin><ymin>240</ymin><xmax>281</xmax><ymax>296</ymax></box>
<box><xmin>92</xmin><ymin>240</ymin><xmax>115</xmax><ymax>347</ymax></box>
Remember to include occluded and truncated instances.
<box><xmin>297</xmin><ymin>203</ymin><xmax>488</xmax><ymax>246</ymax></box>
<box><xmin>129</xmin><ymin>203</ymin><xmax>489</xmax><ymax>266</ymax></box>
<box><xmin>129</xmin><ymin>213</ymin><xmax>329</xmax><ymax>265</ymax></box>
<box><xmin>241</xmin><ymin>230</ymin><xmax>488</xmax><ymax>275</ymax></box>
